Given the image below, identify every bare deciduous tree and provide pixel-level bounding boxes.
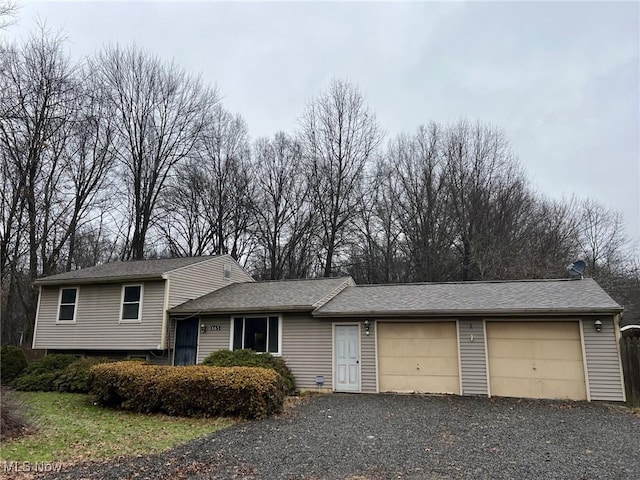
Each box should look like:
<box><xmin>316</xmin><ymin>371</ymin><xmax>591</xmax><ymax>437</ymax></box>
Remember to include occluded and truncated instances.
<box><xmin>0</xmin><ymin>30</ymin><xmax>76</xmax><ymax>278</ymax></box>
<box><xmin>0</xmin><ymin>0</ymin><xmax>19</xmax><ymax>30</ymax></box>
<box><xmin>0</xmin><ymin>30</ymin><xmax>115</xmax><ymax>343</ymax></box>
<box><xmin>61</xmin><ymin>75</ymin><xmax>117</xmax><ymax>271</ymax></box>
<box><xmin>442</xmin><ymin>120</ymin><xmax>530</xmax><ymax>280</ymax></box>
<box><xmin>159</xmin><ymin>105</ymin><xmax>253</xmax><ymax>261</ymax></box>
<box><xmin>512</xmin><ymin>197</ymin><xmax>575</xmax><ymax>278</ymax></box>
<box><xmin>300</xmin><ymin>79</ymin><xmax>382</xmax><ymax>276</ymax></box>
<box><xmin>577</xmin><ymin>198</ymin><xmax>628</xmax><ymax>281</ymax></box>
<box><xmin>89</xmin><ymin>44</ymin><xmax>217</xmax><ymax>260</ymax></box>
<box><xmin>393</xmin><ymin>124</ymin><xmax>457</xmax><ymax>281</ymax></box>
<box><xmin>198</xmin><ymin>105</ymin><xmax>253</xmax><ymax>261</ymax></box>
<box><xmin>159</xmin><ymin>164</ymin><xmax>212</xmax><ymax>257</ymax></box>
<box><xmin>348</xmin><ymin>156</ymin><xmax>406</xmax><ymax>284</ymax></box>
<box><xmin>251</xmin><ymin>132</ymin><xmax>316</xmax><ymax>279</ymax></box>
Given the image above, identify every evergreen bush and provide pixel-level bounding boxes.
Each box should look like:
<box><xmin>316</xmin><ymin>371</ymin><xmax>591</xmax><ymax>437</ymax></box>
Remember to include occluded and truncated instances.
<box><xmin>13</xmin><ymin>354</ymin><xmax>78</xmax><ymax>391</ymax></box>
<box><xmin>0</xmin><ymin>345</ymin><xmax>28</xmax><ymax>384</ymax></box>
<box><xmin>202</xmin><ymin>349</ymin><xmax>296</xmax><ymax>394</ymax></box>
<box><xmin>54</xmin><ymin>357</ymin><xmax>110</xmax><ymax>393</ymax></box>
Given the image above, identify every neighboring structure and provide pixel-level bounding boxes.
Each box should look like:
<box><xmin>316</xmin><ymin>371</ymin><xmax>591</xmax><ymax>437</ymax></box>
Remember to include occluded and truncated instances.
<box><xmin>32</xmin><ymin>255</ymin><xmax>252</xmax><ymax>363</ymax></box>
<box><xmin>33</xmin><ymin>258</ymin><xmax>626</xmax><ymax>402</ymax></box>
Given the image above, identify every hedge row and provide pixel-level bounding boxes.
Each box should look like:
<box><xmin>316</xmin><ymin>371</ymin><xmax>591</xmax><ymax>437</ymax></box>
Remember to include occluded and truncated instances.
<box><xmin>88</xmin><ymin>362</ymin><xmax>287</xmax><ymax>419</ymax></box>
<box><xmin>9</xmin><ymin>354</ymin><xmax>111</xmax><ymax>392</ymax></box>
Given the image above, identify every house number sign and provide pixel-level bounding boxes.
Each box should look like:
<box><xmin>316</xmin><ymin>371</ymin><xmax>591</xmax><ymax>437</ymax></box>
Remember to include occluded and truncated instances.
<box><xmin>210</xmin><ymin>325</ymin><xmax>221</xmax><ymax>332</ymax></box>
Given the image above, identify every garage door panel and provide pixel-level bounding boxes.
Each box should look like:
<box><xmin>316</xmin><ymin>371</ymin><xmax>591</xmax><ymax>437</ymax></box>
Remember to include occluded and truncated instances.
<box><xmin>378</xmin><ymin>338</ymin><xmax>458</xmax><ymax>357</ymax></box>
<box><xmin>378</xmin><ymin>322</ymin><xmax>460</xmax><ymax>394</ymax></box>
<box><xmin>491</xmin><ymin>377</ymin><xmax>586</xmax><ymax>401</ymax></box>
<box><xmin>382</xmin><ymin>374</ymin><xmax>459</xmax><ymax>394</ymax></box>
<box><xmin>488</xmin><ymin>322</ymin><xmax>579</xmax><ymax>340</ymax></box>
<box><xmin>488</xmin><ymin>339</ymin><xmax>584</xmax><ymax>361</ymax></box>
<box><xmin>377</xmin><ymin>322</ymin><xmax>455</xmax><ymax>339</ymax></box>
<box><xmin>490</xmin><ymin>358</ymin><xmax>586</xmax><ymax>381</ymax></box>
<box><xmin>487</xmin><ymin>321</ymin><xmax>586</xmax><ymax>400</ymax></box>
<box><xmin>379</xmin><ymin>356</ymin><xmax>459</xmax><ymax>376</ymax></box>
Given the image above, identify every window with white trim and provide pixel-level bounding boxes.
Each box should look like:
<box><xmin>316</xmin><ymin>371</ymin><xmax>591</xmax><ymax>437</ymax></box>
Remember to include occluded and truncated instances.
<box><xmin>120</xmin><ymin>285</ymin><xmax>143</xmax><ymax>322</ymax></box>
<box><xmin>57</xmin><ymin>287</ymin><xmax>78</xmax><ymax>322</ymax></box>
<box><xmin>232</xmin><ymin>316</ymin><xmax>280</xmax><ymax>354</ymax></box>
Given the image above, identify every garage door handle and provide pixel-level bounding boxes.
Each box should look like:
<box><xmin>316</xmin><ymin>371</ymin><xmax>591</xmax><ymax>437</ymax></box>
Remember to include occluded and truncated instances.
<box><xmin>356</xmin><ymin>360</ymin><xmax>359</xmax><ymax>364</ymax></box>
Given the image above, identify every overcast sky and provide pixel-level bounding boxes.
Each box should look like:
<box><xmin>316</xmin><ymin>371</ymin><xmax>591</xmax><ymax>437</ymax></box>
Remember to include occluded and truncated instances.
<box><xmin>5</xmin><ymin>1</ymin><xmax>640</xmax><ymax>248</ymax></box>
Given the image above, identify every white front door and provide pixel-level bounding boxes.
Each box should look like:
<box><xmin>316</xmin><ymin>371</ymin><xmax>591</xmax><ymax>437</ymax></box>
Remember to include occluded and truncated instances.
<box><xmin>334</xmin><ymin>324</ymin><xmax>360</xmax><ymax>392</ymax></box>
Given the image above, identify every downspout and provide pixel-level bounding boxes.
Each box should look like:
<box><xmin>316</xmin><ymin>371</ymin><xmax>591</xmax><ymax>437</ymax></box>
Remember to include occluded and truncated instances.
<box><xmin>159</xmin><ymin>275</ymin><xmax>170</xmax><ymax>350</ymax></box>
<box><xmin>613</xmin><ymin>312</ymin><xmax>627</xmax><ymax>403</ymax></box>
<box><xmin>31</xmin><ymin>285</ymin><xmax>42</xmax><ymax>349</ymax></box>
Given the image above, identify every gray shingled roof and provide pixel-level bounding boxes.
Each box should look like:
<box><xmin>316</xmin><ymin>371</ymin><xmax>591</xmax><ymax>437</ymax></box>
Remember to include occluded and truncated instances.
<box><xmin>170</xmin><ymin>277</ymin><xmax>353</xmax><ymax>314</ymax></box>
<box><xmin>313</xmin><ymin>278</ymin><xmax>622</xmax><ymax>317</ymax></box>
<box><xmin>33</xmin><ymin>256</ymin><xmax>219</xmax><ymax>285</ymax></box>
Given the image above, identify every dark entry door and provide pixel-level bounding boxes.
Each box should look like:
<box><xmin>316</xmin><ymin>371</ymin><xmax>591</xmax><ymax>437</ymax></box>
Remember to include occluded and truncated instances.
<box><xmin>174</xmin><ymin>318</ymin><xmax>199</xmax><ymax>366</ymax></box>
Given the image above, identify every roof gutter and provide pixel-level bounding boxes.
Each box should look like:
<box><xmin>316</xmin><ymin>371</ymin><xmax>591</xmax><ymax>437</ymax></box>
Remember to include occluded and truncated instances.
<box><xmin>312</xmin><ymin>307</ymin><xmax>624</xmax><ymax>318</ymax></box>
<box><xmin>169</xmin><ymin>305</ymin><xmax>314</xmax><ymax>316</ymax></box>
<box><xmin>33</xmin><ymin>273</ymin><xmax>166</xmax><ymax>286</ymax></box>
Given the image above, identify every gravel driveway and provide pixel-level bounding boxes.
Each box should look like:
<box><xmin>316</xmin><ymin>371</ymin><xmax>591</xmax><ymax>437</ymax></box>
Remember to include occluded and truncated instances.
<box><xmin>42</xmin><ymin>394</ymin><xmax>639</xmax><ymax>480</ymax></box>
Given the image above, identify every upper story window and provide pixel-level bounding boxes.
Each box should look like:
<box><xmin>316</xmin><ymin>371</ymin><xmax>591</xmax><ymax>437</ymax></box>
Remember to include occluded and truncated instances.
<box><xmin>223</xmin><ymin>264</ymin><xmax>231</xmax><ymax>280</ymax></box>
<box><xmin>232</xmin><ymin>316</ymin><xmax>280</xmax><ymax>355</ymax></box>
<box><xmin>57</xmin><ymin>287</ymin><xmax>78</xmax><ymax>323</ymax></box>
<box><xmin>120</xmin><ymin>285</ymin><xmax>143</xmax><ymax>322</ymax></box>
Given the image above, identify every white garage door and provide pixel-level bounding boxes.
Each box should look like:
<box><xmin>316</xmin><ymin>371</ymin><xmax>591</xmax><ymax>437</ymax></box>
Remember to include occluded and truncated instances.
<box><xmin>487</xmin><ymin>322</ymin><xmax>587</xmax><ymax>400</ymax></box>
<box><xmin>377</xmin><ymin>322</ymin><xmax>460</xmax><ymax>394</ymax></box>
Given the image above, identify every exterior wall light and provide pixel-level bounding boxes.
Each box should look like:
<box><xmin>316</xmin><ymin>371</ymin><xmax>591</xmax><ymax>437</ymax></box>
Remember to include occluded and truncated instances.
<box><xmin>200</xmin><ymin>323</ymin><xmax>207</xmax><ymax>334</ymax></box>
<box><xmin>594</xmin><ymin>319</ymin><xmax>602</xmax><ymax>333</ymax></box>
<box><xmin>363</xmin><ymin>320</ymin><xmax>371</xmax><ymax>336</ymax></box>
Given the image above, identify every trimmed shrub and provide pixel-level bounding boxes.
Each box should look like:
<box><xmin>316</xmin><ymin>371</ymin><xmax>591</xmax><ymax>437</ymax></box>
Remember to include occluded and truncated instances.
<box><xmin>13</xmin><ymin>354</ymin><xmax>79</xmax><ymax>391</ymax></box>
<box><xmin>89</xmin><ymin>362</ymin><xmax>164</xmax><ymax>413</ymax></box>
<box><xmin>1</xmin><ymin>345</ymin><xmax>28</xmax><ymax>384</ymax></box>
<box><xmin>88</xmin><ymin>362</ymin><xmax>286</xmax><ymax>419</ymax></box>
<box><xmin>54</xmin><ymin>357</ymin><xmax>110</xmax><ymax>393</ymax></box>
<box><xmin>202</xmin><ymin>349</ymin><xmax>296</xmax><ymax>394</ymax></box>
<box><xmin>0</xmin><ymin>387</ymin><xmax>33</xmax><ymax>441</ymax></box>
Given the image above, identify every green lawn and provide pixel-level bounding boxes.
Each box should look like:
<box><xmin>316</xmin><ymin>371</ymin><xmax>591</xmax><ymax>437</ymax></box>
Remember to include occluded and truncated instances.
<box><xmin>1</xmin><ymin>391</ymin><xmax>235</xmax><ymax>463</ymax></box>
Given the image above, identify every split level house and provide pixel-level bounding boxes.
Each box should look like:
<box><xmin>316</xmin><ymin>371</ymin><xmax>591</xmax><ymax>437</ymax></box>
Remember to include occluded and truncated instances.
<box><xmin>32</xmin><ymin>255</ymin><xmax>626</xmax><ymax>402</ymax></box>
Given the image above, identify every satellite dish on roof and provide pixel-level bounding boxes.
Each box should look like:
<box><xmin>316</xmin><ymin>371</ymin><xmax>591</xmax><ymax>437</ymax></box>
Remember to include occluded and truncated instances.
<box><xmin>567</xmin><ymin>260</ymin><xmax>586</xmax><ymax>279</ymax></box>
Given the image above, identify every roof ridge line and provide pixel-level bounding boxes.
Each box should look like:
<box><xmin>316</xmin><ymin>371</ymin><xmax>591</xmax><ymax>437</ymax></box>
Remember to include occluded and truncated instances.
<box><xmin>348</xmin><ymin>278</ymin><xmax>589</xmax><ymax>287</ymax></box>
<box><xmin>252</xmin><ymin>276</ymin><xmax>352</xmax><ymax>284</ymax></box>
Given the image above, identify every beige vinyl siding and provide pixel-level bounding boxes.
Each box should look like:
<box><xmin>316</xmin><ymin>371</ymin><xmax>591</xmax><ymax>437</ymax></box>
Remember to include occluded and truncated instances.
<box><xmin>166</xmin><ymin>256</ymin><xmax>253</xmax><ymax>308</ymax></box>
<box><xmin>281</xmin><ymin>313</ymin><xmax>333</xmax><ymax>390</ymax></box>
<box><xmin>458</xmin><ymin>319</ymin><xmax>489</xmax><ymax>396</ymax></box>
<box><xmin>582</xmin><ymin>316</ymin><xmax>625</xmax><ymax>401</ymax></box>
<box><xmin>196</xmin><ymin>315</ymin><xmax>233</xmax><ymax>363</ymax></box>
<box><xmin>34</xmin><ymin>281</ymin><xmax>166</xmax><ymax>350</ymax></box>
<box><xmin>190</xmin><ymin>313</ymin><xmax>363</xmax><ymax>392</ymax></box>
<box><xmin>360</xmin><ymin>324</ymin><xmax>376</xmax><ymax>393</ymax></box>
